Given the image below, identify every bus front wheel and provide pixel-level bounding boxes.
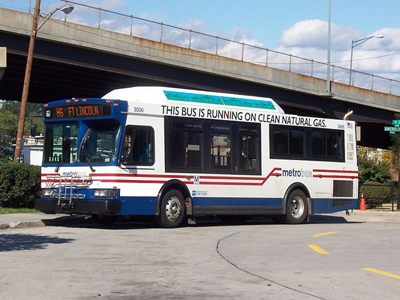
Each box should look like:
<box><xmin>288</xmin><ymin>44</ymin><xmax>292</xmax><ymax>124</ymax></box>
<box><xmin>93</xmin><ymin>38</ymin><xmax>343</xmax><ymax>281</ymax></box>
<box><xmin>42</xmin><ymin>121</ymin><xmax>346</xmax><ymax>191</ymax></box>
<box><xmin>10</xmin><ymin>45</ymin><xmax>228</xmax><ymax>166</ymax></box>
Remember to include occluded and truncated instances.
<box><xmin>156</xmin><ymin>189</ymin><xmax>186</xmax><ymax>228</ymax></box>
<box><xmin>284</xmin><ymin>190</ymin><xmax>308</xmax><ymax>224</ymax></box>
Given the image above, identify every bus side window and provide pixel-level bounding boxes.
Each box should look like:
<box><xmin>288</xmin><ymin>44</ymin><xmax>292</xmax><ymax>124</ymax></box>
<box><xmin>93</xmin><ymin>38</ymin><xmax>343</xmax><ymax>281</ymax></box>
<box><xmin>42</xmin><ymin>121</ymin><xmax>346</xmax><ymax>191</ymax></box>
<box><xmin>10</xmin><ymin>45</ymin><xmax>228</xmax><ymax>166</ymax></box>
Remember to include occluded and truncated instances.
<box><xmin>121</xmin><ymin>126</ymin><xmax>154</xmax><ymax>166</ymax></box>
<box><xmin>211</xmin><ymin>123</ymin><xmax>232</xmax><ymax>171</ymax></box>
<box><xmin>238</xmin><ymin>124</ymin><xmax>260</xmax><ymax>172</ymax></box>
<box><xmin>166</xmin><ymin>118</ymin><xmax>204</xmax><ymax>171</ymax></box>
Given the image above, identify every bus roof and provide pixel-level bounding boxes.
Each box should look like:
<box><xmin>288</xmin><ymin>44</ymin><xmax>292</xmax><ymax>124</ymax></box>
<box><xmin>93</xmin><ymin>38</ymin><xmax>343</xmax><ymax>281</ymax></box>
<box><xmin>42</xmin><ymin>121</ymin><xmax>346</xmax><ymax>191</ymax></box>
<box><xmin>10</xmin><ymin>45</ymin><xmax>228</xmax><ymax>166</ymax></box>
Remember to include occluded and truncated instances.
<box><xmin>102</xmin><ymin>86</ymin><xmax>285</xmax><ymax>114</ymax></box>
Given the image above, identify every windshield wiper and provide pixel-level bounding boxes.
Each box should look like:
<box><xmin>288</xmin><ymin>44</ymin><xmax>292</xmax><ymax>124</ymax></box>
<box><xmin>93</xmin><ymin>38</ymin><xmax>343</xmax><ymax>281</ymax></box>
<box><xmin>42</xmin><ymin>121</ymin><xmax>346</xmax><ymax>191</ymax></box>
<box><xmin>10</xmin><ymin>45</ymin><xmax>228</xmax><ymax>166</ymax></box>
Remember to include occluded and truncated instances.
<box><xmin>54</xmin><ymin>161</ymin><xmax>62</xmax><ymax>173</ymax></box>
<box><xmin>84</xmin><ymin>155</ymin><xmax>96</xmax><ymax>173</ymax></box>
<box><xmin>79</xmin><ymin>129</ymin><xmax>96</xmax><ymax>173</ymax></box>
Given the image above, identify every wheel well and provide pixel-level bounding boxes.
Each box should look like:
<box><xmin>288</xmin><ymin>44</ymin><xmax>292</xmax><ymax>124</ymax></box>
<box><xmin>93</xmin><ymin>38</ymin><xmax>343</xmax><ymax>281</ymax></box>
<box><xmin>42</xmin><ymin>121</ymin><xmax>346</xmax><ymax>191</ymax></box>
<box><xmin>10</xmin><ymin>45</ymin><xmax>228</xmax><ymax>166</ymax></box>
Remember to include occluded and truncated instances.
<box><xmin>283</xmin><ymin>183</ymin><xmax>311</xmax><ymax>213</ymax></box>
<box><xmin>156</xmin><ymin>180</ymin><xmax>191</xmax><ymax>215</ymax></box>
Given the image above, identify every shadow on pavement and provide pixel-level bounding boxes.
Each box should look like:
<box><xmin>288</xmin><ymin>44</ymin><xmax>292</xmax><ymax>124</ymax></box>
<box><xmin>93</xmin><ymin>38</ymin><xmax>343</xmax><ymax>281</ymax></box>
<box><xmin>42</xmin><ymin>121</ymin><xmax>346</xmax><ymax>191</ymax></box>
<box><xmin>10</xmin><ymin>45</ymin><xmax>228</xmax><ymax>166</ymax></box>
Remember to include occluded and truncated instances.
<box><xmin>46</xmin><ymin>213</ymin><xmax>362</xmax><ymax>231</ymax></box>
<box><xmin>63</xmin><ymin>214</ymin><xmax>360</xmax><ymax>230</ymax></box>
<box><xmin>0</xmin><ymin>234</ymin><xmax>74</xmax><ymax>252</ymax></box>
<box><xmin>309</xmin><ymin>214</ymin><xmax>358</xmax><ymax>224</ymax></box>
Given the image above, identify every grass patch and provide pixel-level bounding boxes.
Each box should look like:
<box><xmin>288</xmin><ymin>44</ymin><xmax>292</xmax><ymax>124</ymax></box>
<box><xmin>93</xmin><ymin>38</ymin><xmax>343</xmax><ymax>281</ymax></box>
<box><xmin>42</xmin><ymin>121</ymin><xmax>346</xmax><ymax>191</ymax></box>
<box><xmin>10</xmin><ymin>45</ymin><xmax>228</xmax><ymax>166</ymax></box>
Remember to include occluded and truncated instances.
<box><xmin>0</xmin><ymin>207</ymin><xmax>39</xmax><ymax>214</ymax></box>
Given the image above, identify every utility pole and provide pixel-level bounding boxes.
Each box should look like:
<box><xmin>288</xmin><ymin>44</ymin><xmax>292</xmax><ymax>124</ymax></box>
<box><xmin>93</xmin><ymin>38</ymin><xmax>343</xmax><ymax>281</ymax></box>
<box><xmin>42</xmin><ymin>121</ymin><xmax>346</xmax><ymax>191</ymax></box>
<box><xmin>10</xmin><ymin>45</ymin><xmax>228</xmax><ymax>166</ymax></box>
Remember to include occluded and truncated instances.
<box><xmin>13</xmin><ymin>0</ymin><xmax>41</xmax><ymax>163</ymax></box>
<box><xmin>13</xmin><ymin>1</ymin><xmax>73</xmax><ymax>163</ymax></box>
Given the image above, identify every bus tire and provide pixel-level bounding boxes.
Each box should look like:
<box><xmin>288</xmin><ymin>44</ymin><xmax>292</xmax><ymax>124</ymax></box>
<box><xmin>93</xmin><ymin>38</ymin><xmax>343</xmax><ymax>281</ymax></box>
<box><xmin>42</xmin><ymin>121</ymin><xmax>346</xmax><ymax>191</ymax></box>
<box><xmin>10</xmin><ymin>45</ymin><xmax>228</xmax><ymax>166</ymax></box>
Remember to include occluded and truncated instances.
<box><xmin>284</xmin><ymin>190</ymin><xmax>308</xmax><ymax>224</ymax></box>
<box><xmin>156</xmin><ymin>189</ymin><xmax>185</xmax><ymax>228</ymax></box>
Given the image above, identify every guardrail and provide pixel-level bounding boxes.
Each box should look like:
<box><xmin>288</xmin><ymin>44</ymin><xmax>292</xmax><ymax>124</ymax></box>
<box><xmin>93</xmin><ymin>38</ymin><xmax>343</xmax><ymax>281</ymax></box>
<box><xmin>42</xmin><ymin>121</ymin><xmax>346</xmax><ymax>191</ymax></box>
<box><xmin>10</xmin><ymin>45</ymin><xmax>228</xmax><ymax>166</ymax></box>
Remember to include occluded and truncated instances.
<box><xmin>18</xmin><ymin>0</ymin><xmax>400</xmax><ymax>96</ymax></box>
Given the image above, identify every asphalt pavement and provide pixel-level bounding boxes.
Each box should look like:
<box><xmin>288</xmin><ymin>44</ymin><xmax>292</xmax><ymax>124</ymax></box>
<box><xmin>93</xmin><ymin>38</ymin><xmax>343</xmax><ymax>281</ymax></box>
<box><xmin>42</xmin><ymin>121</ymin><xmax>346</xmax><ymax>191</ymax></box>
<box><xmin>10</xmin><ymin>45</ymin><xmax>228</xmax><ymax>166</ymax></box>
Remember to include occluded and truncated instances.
<box><xmin>0</xmin><ymin>209</ymin><xmax>399</xmax><ymax>230</ymax></box>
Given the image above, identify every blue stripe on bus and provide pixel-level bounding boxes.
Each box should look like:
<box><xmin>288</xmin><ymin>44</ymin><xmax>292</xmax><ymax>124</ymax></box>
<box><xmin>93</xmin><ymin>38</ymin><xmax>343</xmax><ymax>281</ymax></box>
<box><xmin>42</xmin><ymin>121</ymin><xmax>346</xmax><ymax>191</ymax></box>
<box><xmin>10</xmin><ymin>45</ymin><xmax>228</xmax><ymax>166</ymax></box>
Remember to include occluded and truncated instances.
<box><xmin>120</xmin><ymin>197</ymin><xmax>157</xmax><ymax>215</ymax></box>
<box><xmin>192</xmin><ymin>197</ymin><xmax>282</xmax><ymax>207</ymax></box>
<box><xmin>311</xmin><ymin>198</ymin><xmax>358</xmax><ymax>214</ymax></box>
<box><xmin>117</xmin><ymin>196</ymin><xmax>358</xmax><ymax>216</ymax></box>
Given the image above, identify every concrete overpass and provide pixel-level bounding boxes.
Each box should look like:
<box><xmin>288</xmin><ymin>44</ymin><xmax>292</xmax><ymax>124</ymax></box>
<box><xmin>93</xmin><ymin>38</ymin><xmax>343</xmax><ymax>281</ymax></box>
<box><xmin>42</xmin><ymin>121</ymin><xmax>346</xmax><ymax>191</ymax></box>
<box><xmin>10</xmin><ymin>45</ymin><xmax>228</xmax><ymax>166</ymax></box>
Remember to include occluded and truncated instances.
<box><xmin>0</xmin><ymin>7</ymin><xmax>398</xmax><ymax>148</ymax></box>
<box><xmin>0</xmin><ymin>47</ymin><xmax>5</xmax><ymax>81</ymax></box>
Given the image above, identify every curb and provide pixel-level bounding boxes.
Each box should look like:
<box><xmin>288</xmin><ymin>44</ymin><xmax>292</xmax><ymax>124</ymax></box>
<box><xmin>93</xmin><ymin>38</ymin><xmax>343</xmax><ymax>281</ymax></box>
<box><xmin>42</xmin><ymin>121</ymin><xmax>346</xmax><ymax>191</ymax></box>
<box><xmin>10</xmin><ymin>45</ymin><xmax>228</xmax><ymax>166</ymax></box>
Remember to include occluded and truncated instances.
<box><xmin>0</xmin><ymin>215</ymin><xmax>92</xmax><ymax>230</ymax></box>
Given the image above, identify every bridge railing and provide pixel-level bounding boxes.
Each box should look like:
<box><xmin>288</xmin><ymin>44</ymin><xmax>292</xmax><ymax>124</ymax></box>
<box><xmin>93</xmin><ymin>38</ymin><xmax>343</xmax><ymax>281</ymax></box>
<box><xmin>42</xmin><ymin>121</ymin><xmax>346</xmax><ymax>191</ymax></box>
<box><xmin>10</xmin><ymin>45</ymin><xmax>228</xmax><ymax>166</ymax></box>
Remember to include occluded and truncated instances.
<box><xmin>20</xmin><ymin>0</ymin><xmax>400</xmax><ymax>96</ymax></box>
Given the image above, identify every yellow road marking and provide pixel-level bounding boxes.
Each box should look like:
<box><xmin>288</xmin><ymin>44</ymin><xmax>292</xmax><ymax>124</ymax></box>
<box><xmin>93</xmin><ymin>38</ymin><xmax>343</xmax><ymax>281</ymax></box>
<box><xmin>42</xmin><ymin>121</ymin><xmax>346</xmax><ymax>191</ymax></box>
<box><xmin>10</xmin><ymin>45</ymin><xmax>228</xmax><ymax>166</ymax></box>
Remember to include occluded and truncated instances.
<box><xmin>312</xmin><ymin>231</ymin><xmax>340</xmax><ymax>238</ymax></box>
<box><xmin>363</xmin><ymin>268</ymin><xmax>400</xmax><ymax>280</ymax></box>
<box><xmin>308</xmin><ymin>245</ymin><xmax>329</xmax><ymax>255</ymax></box>
<box><xmin>376</xmin><ymin>227</ymin><xmax>400</xmax><ymax>230</ymax></box>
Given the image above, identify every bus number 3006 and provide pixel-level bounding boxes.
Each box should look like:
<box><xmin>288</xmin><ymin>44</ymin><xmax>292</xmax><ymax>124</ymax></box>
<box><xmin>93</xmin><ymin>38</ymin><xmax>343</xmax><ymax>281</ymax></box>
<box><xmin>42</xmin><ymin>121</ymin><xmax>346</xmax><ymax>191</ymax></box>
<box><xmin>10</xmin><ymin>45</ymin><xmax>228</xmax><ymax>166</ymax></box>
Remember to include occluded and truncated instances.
<box><xmin>134</xmin><ymin>107</ymin><xmax>145</xmax><ymax>113</ymax></box>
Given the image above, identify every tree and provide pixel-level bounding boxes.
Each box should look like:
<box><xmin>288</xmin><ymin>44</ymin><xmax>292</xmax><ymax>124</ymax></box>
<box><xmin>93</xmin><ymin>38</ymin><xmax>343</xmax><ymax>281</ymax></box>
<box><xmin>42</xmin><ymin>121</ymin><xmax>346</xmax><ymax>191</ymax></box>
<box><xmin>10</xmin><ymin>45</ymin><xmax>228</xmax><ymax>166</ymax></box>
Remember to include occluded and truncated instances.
<box><xmin>0</xmin><ymin>101</ymin><xmax>43</xmax><ymax>162</ymax></box>
<box><xmin>357</xmin><ymin>146</ymin><xmax>392</xmax><ymax>185</ymax></box>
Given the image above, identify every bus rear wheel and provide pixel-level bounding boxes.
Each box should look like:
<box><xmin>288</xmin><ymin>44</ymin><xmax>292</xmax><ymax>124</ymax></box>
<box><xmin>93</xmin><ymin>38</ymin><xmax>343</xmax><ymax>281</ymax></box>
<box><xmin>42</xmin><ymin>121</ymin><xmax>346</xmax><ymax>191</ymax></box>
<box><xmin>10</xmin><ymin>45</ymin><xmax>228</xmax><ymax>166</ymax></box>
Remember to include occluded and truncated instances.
<box><xmin>156</xmin><ymin>189</ymin><xmax>185</xmax><ymax>228</ymax></box>
<box><xmin>284</xmin><ymin>190</ymin><xmax>308</xmax><ymax>224</ymax></box>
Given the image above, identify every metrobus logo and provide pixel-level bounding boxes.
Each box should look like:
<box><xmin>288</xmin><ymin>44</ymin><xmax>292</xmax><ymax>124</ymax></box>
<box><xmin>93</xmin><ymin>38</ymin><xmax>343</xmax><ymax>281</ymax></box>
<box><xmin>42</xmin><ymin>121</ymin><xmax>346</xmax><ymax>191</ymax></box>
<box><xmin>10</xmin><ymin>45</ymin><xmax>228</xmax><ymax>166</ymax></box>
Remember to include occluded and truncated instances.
<box><xmin>282</xmin><ymin>169</ymin><xmax>312</xmax><ymax>178</ymax></box>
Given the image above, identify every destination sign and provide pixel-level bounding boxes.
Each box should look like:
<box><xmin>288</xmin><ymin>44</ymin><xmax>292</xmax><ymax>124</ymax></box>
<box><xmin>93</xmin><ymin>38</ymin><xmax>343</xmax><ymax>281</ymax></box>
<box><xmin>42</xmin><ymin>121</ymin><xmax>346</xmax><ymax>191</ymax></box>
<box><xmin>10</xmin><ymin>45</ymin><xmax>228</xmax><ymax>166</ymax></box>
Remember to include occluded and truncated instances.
<box><xmin>44</xmin><ymin>104</ymin><xmax>112</xmax><ymax>119</ymax></box>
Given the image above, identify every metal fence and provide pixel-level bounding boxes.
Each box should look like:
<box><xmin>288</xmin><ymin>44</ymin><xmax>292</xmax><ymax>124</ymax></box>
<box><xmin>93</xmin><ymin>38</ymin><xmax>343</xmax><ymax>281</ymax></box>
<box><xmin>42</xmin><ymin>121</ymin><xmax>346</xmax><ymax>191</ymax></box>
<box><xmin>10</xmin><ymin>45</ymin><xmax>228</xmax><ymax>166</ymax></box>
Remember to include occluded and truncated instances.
<box><xmin>18</xmin><ymin>0</ymin><xmax>400</xmax><ymax>96</ymax></box>
<box><xmin>360</xmin><ymin>183</ymin><xmax>399</xmax><ymax>211</ymax></box>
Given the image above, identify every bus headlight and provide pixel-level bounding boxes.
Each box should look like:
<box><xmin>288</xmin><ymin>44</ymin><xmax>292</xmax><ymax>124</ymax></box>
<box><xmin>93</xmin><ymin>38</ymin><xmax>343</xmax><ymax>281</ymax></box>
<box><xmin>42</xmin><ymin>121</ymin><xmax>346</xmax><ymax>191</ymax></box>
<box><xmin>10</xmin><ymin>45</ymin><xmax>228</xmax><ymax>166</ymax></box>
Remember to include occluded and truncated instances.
<box><xmin>94</xmin><ymin>189</ymin><xmax>109</xmax><ymax>198</ymax></box>
<box><xmin>42</xmin><ymin>189</ymin><xmax>56</xmax><ymax>197</ymax></box>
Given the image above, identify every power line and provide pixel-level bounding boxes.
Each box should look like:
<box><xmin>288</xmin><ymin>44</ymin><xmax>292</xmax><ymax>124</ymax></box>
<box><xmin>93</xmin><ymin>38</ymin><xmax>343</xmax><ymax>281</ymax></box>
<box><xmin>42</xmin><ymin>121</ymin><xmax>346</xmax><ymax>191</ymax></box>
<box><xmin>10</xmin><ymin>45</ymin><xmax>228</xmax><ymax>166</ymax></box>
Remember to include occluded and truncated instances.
<box><xmin>332</xmin><ymin>52</ymin><xmax>400</xmax><ymax>64</ymax></box>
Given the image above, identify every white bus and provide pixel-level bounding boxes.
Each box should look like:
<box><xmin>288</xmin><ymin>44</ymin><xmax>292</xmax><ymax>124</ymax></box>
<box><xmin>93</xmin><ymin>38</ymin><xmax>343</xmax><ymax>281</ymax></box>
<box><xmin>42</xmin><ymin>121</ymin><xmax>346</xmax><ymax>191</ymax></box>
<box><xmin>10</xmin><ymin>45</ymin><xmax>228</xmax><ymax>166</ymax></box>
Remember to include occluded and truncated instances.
<box><xmin>36</xmin><ymin>86</ymin><xmax>359</xmax><ymax>227</ymax></box>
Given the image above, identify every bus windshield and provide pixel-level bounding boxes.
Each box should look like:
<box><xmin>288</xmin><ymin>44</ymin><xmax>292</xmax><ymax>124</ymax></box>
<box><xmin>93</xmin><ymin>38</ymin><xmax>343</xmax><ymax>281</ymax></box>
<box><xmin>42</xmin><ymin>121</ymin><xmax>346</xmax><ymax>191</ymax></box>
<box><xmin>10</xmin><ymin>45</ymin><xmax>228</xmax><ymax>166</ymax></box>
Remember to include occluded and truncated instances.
<box><xmin>79</xmin><ymin>124</ymin><xmax>120</xmax><ymax>164</ymax></box>
<box><xmin>44</xmin><ymin>123</ymin><xmax>79</xmax><ymax>164</ymax></box>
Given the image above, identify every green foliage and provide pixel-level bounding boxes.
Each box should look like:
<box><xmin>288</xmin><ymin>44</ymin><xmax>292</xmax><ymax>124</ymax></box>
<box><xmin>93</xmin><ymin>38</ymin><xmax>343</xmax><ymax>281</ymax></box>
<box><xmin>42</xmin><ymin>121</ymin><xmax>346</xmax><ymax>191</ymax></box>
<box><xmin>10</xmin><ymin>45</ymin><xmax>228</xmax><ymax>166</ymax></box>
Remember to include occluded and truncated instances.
<box><xmin>358</xmin><ymin>155</ymin><xmax>392</xmax><ymax>185</ymax></box>
<box><xmin>360</xmin><ymin>181</ymin><xmax>396</xmax><ymax>209</ymax></box>
<box><xmin>0</xmin><ymin>207</ymin><xmax>39</xmax><ymax>214</ymax></box>
<box><xmin>0</xmin><ymin>163</ymin><xmax>41</xmax><ymax>208</ymax></box>
<box><xmin>0</xmin><ymin>101</ymin><xmax>44</xmax><ymax>162</ymax></box>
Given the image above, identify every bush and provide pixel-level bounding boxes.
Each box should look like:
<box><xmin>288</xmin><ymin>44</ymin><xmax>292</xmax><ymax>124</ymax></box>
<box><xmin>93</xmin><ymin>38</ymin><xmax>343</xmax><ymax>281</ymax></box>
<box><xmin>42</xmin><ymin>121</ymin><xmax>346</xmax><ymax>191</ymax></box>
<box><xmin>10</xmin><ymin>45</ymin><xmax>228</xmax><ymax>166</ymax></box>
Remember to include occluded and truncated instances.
<box><xmin>360</xmin><ymin>181</ymin><xmax>396</xmax><ymax>209</ymax></box>
<box><xmin>0</xmin><ymin>163</ymin><xmax>41</xmax><ymax>208</ymax></box>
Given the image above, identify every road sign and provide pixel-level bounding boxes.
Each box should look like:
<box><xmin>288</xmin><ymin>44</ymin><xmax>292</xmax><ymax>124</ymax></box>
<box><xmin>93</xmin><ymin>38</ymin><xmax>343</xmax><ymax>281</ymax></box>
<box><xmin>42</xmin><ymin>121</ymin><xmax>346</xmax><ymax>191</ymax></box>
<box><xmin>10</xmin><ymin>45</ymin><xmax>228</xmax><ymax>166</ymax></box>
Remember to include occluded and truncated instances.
<box><xmin>384</xmin><ymin>126</ymin><xmax>400</xmax><ymax>133</ymax></box>
<box><xmin>392</xmin><ymin>120</ymin><xmax>400</xmax><ymax>125</ymax></box>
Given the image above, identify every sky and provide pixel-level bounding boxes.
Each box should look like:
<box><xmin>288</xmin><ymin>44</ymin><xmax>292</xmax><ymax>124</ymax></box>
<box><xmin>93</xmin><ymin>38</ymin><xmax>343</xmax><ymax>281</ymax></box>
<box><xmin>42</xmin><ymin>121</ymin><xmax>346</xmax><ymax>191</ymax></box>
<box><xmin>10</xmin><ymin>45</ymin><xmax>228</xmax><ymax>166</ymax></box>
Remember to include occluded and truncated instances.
<box><xmin>1</xmin><ymin>0</ymin><xmax>400</xmax><ymax>85</ymax></box>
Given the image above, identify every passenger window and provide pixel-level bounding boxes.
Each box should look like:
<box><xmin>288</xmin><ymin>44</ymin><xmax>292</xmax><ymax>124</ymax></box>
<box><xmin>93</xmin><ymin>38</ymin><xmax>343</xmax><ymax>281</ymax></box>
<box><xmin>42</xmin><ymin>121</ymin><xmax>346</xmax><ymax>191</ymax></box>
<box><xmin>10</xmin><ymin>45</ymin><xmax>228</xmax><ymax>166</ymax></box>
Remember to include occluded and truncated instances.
<box><xmin>273</xmin><ymin>128</ymin><xmax>289</xmax><ymax>155</ymax></box>
<box><xmin>290</xmin><ymin>129</ymin><xmax>305</xmax><ymax>156</ymax></box>
<box><xmin>165</xmin><ymin>118</ymin><xmax>204</xmax><ymax>171</ymax></box>
<box><xmin>211</xmin><ymin>124</ymin><xmax>231</xmax><ymax>171</ymax></box>
<box><xmin>312</xmin><ymin>130</ymin><xmax>327</xmax><ymax>157</ymax></box>
<box><xmin>238</xmin><ymin>124</ymin><xmax>260</xmax><ymax>172</ymax></box>
<box><xmin>121</xmin><ymin>126</ymin><xmax>154</xmax><ymax>166</ymax></box>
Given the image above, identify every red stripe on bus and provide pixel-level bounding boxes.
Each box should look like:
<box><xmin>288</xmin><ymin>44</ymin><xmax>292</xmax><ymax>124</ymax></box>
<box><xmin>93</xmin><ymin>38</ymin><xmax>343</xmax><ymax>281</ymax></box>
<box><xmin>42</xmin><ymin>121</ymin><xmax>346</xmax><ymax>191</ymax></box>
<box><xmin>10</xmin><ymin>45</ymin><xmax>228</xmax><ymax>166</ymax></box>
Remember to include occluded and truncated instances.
<box><xmin>99</xmin><ymin>179</ymin><xmax>192</xmax><ymax>185</ymax></box>
<box><xmin>41</xmin><ymin>168</ymin><xmax>283</xmax><ymax>186</ymax></box>
<box><xmin>85</xmin><ymin>168</ymin><xmax>283</xmax><ymax>186</ymax></box>
<box><xmin>90</xmin><ymin>173</ymin><xmax>187</xmax><ymax>179</ymax></box>
<box><xmin>89</xmin><ymin>173</ymin><xmax>265</xmax><ymax>181</ymax></box>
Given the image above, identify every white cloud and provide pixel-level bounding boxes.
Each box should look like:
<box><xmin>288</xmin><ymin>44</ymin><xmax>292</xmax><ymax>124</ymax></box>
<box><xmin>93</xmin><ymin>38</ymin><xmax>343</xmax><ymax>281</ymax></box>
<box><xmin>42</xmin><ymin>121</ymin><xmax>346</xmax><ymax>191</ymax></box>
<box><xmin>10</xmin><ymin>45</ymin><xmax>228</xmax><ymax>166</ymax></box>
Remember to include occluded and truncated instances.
<box><xmin>277</xmin><ymin>19</ymin><xmax>400</xmax><ymax>85</ymax></box>
<box><xmin>280</xmin><ymin>19</ymin><xmax>362</xmax><ymax>52</ymax></box>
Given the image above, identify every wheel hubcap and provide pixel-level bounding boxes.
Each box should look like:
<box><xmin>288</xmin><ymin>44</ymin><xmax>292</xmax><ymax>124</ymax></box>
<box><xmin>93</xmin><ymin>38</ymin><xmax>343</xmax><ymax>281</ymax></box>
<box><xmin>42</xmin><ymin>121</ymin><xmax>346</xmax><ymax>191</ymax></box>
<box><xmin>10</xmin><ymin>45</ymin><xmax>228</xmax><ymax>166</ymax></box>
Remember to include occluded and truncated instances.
<box><xmin>165</xmin><ymin>196</ymin><xmax>182</xmax><ymax>222</ymax></box>
<box><xmin>290</xmin><ymin>196</ymin><xmax>305</xmax><ymax>218</ymax></box>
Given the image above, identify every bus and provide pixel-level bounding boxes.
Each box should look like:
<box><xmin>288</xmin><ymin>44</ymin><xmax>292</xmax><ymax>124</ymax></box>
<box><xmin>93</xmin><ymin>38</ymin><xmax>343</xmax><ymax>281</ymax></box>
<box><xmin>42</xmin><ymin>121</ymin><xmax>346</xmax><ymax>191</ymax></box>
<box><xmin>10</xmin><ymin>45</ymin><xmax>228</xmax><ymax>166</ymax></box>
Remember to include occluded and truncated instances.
<box><xmin>35</xmin><ymin>86</ymin><xmax>359</xmax><ymax>227</ymax></box>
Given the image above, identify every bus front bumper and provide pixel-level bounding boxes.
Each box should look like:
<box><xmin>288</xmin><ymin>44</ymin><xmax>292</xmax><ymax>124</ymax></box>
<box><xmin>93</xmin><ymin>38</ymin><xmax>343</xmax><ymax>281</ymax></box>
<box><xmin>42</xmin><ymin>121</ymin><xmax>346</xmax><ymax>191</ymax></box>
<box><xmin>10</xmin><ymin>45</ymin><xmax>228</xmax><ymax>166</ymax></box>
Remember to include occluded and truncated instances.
<box><xmin>35</xmin><ymin>198</ymin><xmax>121</xmax><ymax>215</ymax></box>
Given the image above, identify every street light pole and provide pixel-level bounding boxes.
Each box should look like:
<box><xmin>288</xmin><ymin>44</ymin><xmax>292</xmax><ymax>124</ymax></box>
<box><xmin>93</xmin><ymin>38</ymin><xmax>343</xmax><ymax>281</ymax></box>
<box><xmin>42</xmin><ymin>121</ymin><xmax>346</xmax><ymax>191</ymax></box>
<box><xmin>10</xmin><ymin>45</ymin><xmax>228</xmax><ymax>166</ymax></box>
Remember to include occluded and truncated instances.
<box><xmin>13</xmin><ymin>0</ymin><xmax>74</xmax><ymax>163</ymax></box>
<box><xmin>326</xmin><ymin>0</ymin><xmax>332</xmax><ymax>94</ymax></box>
<box><xmin>348</xmin><ymin>35</ymin><xmax>384</xmax><ymax>86</ymax></box>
